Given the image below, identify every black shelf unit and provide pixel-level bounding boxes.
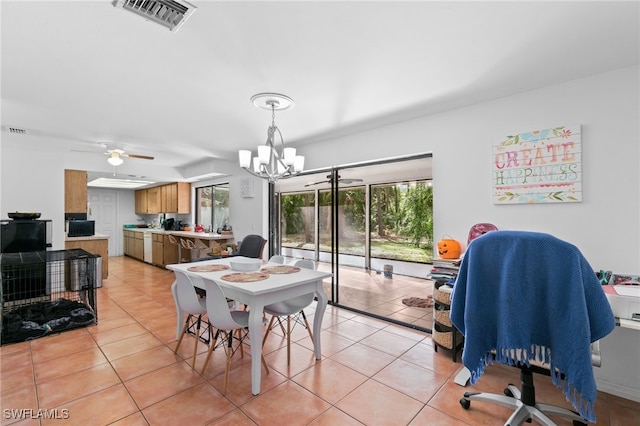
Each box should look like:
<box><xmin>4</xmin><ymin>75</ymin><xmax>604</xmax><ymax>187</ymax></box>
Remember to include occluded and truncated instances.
<box><xmin>432</xmin><ymin>279</ymin><xmax>464</xmax><ymax>361</ymax></box>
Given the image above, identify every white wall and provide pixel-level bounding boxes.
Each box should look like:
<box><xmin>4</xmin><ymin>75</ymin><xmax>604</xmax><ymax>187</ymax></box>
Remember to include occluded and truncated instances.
<box><xmin>300</xmin><ymin>66</ymin><xmax>640</xmax><ymax>275</ymax></box>
<box><xmin>1</xmin><ymin>141</ymin><xmax>67</xmax><ymax>250</ymax></box>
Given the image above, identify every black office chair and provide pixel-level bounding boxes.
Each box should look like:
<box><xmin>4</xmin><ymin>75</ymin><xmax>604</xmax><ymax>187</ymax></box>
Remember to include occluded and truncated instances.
<box><xmin>230</xmin><ymin>234</ymin><xmax>267</xmax><ymax>259</ymax></box>
<box><xmin>450</xmin><ymin>230</ymin><xmax>615</xmax><ymax>426</ymax></box>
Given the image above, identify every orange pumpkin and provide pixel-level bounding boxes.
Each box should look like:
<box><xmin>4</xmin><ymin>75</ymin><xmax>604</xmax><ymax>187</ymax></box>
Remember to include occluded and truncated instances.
<box><xmin>437</xmin><ymin>238</ymin><xmax>461</xmax><ymax>259</ymax></box>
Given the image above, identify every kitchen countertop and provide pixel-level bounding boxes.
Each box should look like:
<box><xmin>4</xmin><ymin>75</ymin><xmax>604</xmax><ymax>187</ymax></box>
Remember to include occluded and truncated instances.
<box><xmin>123</xmin><ymin>227</ymin><xmax>233</xmax><ymax>240</ymax></box>
<box><xmin>170</xmin><ymin>230</ymin><xmax>233</xmax><ymax>240</ymax></box>
<box><xmin>65</xmin><ymin>234</ymin><xmax>110</xmax><ymax>241</ymax></box>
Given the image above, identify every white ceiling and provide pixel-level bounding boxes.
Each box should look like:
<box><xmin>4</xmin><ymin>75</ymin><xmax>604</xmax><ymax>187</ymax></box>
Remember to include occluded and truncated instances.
<box><xmin>2</xmin><ymin>1</ymin><xmax>639</xmax><ymax>185</ymax></box>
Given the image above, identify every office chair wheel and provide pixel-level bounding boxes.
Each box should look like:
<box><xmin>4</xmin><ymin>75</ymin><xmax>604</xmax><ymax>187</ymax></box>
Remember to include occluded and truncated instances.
<box><xmin>460</xmin><ymin>397</ymin><xmax>471</xmax><ymax>409</ymax></box>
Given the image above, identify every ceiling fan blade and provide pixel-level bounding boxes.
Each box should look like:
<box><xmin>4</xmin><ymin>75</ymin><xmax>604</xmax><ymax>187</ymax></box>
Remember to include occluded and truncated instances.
<box><xmin>70</xmin><ymin>149</ymin><xmax>104</xmax><ymax>154</ymax></box>
<box><xmin>304</xmin><ymin>180</ymin><xmax>330</xmax><ymax>187</ymax></box>
<box><xmin>339</xmin><ymin>178</ymin><xmax>364</xmax><ymax>184</ymax></box>
<box><xmin>122</xmin><ymin>153</ymin><xmax>154</xmax><ymax>160</ymax></box>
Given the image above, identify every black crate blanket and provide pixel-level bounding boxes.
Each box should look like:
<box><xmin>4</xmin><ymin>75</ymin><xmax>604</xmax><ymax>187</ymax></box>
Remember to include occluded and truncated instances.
<box><xmin>1</xmin><ymin>298</ymin><xmax>95</xmax><ymax>345</ymax></box>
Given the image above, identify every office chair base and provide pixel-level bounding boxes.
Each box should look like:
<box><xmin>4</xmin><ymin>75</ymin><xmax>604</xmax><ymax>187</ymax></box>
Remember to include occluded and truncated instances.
<box><xmin>460</xmin><ymin>390</ymin><xmax>588</xmax><ymax>426</ymax></box>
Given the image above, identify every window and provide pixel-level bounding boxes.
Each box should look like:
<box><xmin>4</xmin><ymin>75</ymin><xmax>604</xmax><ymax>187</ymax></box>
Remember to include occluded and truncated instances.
<box><xmin>281</xmin><ymin>192</ymin><xmax>316</xmax><ymax>249</ymax></box>
<box><xmin>370</xmin><ymin>180</ymin><xmax>433</xmax><ymax>263</ymax></box>
<box><xmin>195</xmin><ymin>184</ymin><xmax>229</xmax><ymax>232</ymax></box>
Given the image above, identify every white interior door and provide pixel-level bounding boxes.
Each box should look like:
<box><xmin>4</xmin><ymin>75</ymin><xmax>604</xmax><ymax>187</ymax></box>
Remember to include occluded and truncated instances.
<box><xmin>88</xmin><ymin>189</ymin><xmax>117</xmax><ymax>256</ymax></box>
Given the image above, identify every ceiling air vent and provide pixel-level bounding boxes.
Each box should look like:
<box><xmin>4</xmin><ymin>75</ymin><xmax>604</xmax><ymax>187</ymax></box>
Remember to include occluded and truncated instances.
<box><xmin>113</xmin><ymin>0</ymin><xmax>197</xmax><ymax>32</ymax></box>
<box><xmin>1</xmin><ymin>126</ymin><xmax>28</xmax><ymax>135</ymax></box>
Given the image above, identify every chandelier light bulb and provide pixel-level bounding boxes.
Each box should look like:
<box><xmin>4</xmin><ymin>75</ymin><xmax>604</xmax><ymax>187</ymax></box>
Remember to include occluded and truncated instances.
<box><xmin>239</xmin><ymin>150</ymin><xmax>252</xmax><ymax>169</ymax></box>
<box><xmin>283</xmin><ymin>147</ymin><xmax>296</xmax><ymax>166</ymax></box>
<box><xmin>258</xmin><ymin>146</ymin><xmax>271</xmax><ymax>165</ymax></box>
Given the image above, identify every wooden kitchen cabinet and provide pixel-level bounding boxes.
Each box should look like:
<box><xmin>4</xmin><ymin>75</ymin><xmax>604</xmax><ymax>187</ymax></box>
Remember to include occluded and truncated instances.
<box><xmin>132</xmin><ymin>232</ymin><xmax>144</xmax><ymax>260</ymax></box>
<box><xmin>65</xmin><ymin>169</ymin><xmax>87</xmax><ymax>213</ymax></box>
<box><xmin>160</xmin><ymin>184</ymin><xmax>177</xmax><ymax>213</ymax></box>
<box><xmin>124</xmin><ymin>230</ymin><xmax>144</xmax><ymax>261</ymax></box>
<box><xmin>162</xmin><ymin>182</ymin><xmax>190</xmax><ymax>214</ymax></box>
<box><xmin>175</xmin><ymin>182</ymin><xmax>191</xmax><ymax>214</ymax></box>
<box><xmin>136</xmin><ymin>183</ymin><xmax>190</xmax><ymax>214</ymax></box>
<box><xmin>152</xmin><ymin>233</ymin><xmax>164</xmax><ymax>266</ymax></box>
<box><xmin>147</xmin><ymin>186</ymin><xmax>161</xmax><ymax>214</ymax></box>
<box><xmin>135</xmin><ymin>189</ymin><xmax>148</xmax><ymax>214</ymax></box>
<box><xmin>123</xmin><ymin>230</ymin><xmax>132</xmax><ymax>255</ymax></box>
<box><xmin>163</xmin><ymin>235</ymin><xmax>179</xmax><ymax>266</ymax></box>
<box><xmin>124</xmin><ymin>229</ymin><xmax>182</xmax><ymax>267</ymax></box>
<box><xmin>65</xmin><ymin>237</ymin><xmax>109</xmax><ymax>279</ymax></box>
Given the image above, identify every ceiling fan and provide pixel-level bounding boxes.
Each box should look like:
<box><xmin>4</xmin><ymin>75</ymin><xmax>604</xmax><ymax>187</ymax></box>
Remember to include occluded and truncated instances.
<box><xmin>304</xmin><ymin>174</ymin><xmax>364</xmax><ymax>187</ymax></box>
<box><xmin>71</xmin><ymin>144</ymin><xmax>155</xmax><ymax>166</ymax></box>
<box><xmin>105</xmin><ymin>148</ymin><xmax>154</xmax><ymax>166</ymax></box>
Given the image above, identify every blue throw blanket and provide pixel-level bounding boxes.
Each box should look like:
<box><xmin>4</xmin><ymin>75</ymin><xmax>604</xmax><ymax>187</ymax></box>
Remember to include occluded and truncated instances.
<box><xmin>450</xmin><ymin>230</ymin><xmax>615</xmax><ymax>423</ymax></box>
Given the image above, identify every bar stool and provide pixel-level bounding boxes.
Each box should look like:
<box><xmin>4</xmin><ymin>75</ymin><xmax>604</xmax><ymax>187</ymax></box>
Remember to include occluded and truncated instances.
<box><xmin>181</xmin><ymin>238</ymin><xmax>204</xmax><ymax>261</ymax></box>
<box><xmin>167</xmin><ymin>234</ymin><xmax>186</xmax><ymax>263</ymax></box>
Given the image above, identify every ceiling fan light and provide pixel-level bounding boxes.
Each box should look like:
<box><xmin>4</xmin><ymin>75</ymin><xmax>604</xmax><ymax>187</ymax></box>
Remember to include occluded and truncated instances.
<box><xmin>239</xmin><ymin>150</ymin><xmax>252</xmax><ymax>168</ymax></box>
<box><xmin>294</xmin><ymin>155</ymin><xmax>305</xmax><ymax>172</ymax></box>
<box><xmin>107</xmin><ymin>155</ymin><xmax>123</xmax><ymax>166</ymax></box>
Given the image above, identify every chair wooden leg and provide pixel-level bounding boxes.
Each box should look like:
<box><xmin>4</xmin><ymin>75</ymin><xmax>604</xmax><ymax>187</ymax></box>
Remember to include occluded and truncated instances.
<box><xmin>261</xmin><ymin>354</ymin><xmax>270</xmax><ymax>375</ymax></box>
<box><xmin>301</xmin><ymin>310</ymin><xmax>314</xmax><ymax>341</ymax></box>
<box><xmin>200</xmin><ymin>329</ymin><xmax>220</xmax><ymax>374</ymax></box>
<box><xmin>223</xmin><ymin>332</ymin><xmax>232</xmax><ymax>395</ymax></box>
<box><xmin>237</xmin><ymin>329</ymin><xmax>244</xmax><ymax>358</ymax></box>
<box><xmin>174</xmin><ymin>316</ymin><xmax>191</xmax><ymax>354</ymax></box>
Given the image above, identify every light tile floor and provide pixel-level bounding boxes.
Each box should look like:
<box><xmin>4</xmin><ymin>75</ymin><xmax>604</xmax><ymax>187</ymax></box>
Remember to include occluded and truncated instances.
<box><xmin>1</xmin><ymin>256</ymin><xmax>638</xmax><ymax>426</ymax></box>
<box><xmin>316</xmin><ymin>262</ymin><xmax>435</xmax><ymax>330</ymax></box>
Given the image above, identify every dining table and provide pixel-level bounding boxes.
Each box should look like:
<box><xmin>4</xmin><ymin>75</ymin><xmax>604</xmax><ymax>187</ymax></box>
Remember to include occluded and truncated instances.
<box><xmin>167</xmin><ymin>257</ymin><xmax>332</xmax><ymax>395</ymax></box>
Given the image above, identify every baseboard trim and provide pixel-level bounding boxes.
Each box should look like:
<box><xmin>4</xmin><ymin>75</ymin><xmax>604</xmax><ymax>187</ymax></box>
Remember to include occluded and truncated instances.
<box><xmin>596</xmin><ymin>378</ymin><xmax>640</xmax><ymax>402</ymax></box>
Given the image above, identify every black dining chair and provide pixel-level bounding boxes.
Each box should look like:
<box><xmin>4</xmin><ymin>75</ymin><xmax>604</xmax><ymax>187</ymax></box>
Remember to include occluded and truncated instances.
<box><xmin>230</xmin><ymin>234</ymin><xmax>267</xmax><ymax>259</ymax></box>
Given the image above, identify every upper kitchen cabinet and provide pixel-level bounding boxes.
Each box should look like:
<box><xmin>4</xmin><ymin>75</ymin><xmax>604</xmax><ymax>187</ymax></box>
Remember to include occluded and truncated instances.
<box><xmin>147</xmin><ymin>186</ymin><xmax>161</xmax><ymax>214</ymax></box>
<box><xmin>135</xmin><ymin>183</ymin><xmax>190</xmax><ymax>214</ymax></box>
<box><xmin>135</xmin><ymin>188</ymin><xmax>148</xmax><ymax>214</ymax></box>
<box><xmin>64</xmin><ymin>169</ymin><xmax>87</xmax><ymax>213</ymax></box>
<box><xmin>163</xmin><ymin>182</ymin><xmax>190</xmax><ymax>214</ymax></box>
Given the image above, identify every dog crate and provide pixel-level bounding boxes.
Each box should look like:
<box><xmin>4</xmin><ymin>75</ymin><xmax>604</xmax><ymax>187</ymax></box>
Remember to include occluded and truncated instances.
<box><xmin>1</xmin><ymin>249</ymin><xmax>100</xmax><ymax>345</ymax></box>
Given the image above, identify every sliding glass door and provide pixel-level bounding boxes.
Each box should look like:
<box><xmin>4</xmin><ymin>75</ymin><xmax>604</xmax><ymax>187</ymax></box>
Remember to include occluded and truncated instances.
<box><xmin>273</xmin><ymin>154</ymin><xmax>433</xmax><ymax>327</ymax></box>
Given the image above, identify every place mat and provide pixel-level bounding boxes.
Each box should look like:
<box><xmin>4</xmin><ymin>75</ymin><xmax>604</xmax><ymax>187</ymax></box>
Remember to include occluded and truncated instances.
<box><xmin>261</xmin><ymin>265</ymin><xmax>301</xmax><ymax>274</ymax></box>
<box><xmin>187</xmin><ymin>264</ymin><xmax>230</xmax><ymax>272</ymax></box>
<box><xmin>220</xmin><ymin>272</ymin><xmax>269</xmax><ymax>282</ymax></box>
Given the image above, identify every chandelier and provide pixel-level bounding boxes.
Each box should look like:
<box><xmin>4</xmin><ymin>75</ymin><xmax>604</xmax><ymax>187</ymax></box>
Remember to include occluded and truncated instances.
<box><xmin>238</xmin><ymin>93</ymin><xmax>304</xmax><ymax>182</ymax></box>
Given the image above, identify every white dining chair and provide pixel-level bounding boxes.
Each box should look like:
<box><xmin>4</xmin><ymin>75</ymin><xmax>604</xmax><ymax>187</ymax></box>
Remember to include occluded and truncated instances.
<box><xmin>172</xmin><ymin>271</ymin><xmax>210</xmax><ymax>369</ymax></box>
<box><xmin>262</xmin><ymin>259</ymin><xmax>316</xmax><ymax>365</ymax></box>
<box><xmin>269</xmin><ymin>255</ymin><xmax>285</xmax><ymax>264</ymax></box>
<box><xmin>194</xmin><ymin>275</ymin><xmax>269</xmax><ymax>394</ymax></box>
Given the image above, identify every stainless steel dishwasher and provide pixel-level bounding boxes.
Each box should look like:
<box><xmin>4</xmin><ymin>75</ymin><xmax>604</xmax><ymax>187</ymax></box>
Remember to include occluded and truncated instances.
<box><xmin>143</xmin><ymin>232</ymin><xmax>152</xmax><ymax>264</ymax></box>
